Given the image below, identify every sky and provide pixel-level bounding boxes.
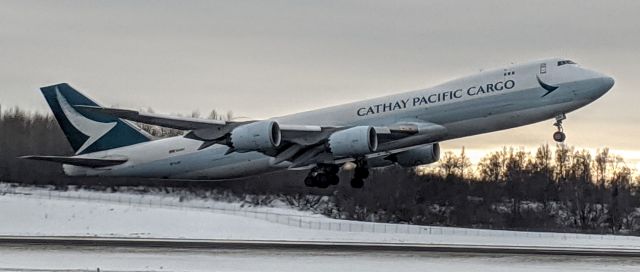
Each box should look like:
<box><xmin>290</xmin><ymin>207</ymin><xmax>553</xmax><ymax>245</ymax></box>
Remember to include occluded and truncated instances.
<box><xmin>1</xmin><ymin>1</ymin><xmax>639</xmax><ymax>169</ymax></box>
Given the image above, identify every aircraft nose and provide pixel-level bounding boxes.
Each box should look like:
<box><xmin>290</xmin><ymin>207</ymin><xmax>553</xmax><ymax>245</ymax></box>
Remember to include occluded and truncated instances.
<box><xmin>601</xmin><ymin>76</ymin><xmax>615</xmax><ymax>91</ymax></box>
<box><xmin>589</xmin><ymin>74</ymin><xmax>615</xmax><ymax>99</ymax></box>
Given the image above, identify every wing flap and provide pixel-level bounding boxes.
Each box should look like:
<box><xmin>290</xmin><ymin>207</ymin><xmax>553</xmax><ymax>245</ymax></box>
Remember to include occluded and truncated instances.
<box><xmin>19</xmin><ymin>155</ymin><xmax>128</xmax><ymax>168</ymax></box>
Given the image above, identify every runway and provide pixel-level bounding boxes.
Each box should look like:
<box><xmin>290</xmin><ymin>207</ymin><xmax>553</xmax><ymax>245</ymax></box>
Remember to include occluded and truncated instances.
<box><xmin>1</xmin><ymin>236</ymin><xmax>639</xmax><ymax>257</ymax></box>
<box><xmin>1</xmin><ymin>241</ymin><xmax>640</xmax><ymax>272</ymax></box>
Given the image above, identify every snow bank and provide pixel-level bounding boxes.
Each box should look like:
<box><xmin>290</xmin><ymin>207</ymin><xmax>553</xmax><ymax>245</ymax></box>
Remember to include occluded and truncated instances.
<box><xmin>1</xmin><ymin>187</ymin><xmax>639</xmax><ymax>249</ymax></box>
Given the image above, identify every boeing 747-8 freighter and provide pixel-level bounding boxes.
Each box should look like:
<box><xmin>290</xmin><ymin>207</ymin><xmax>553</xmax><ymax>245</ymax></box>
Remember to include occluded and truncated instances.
<box><xmin>22</xmin><ymin>58</ymin><xmax>614</xmax><ymax>188</ymax></box>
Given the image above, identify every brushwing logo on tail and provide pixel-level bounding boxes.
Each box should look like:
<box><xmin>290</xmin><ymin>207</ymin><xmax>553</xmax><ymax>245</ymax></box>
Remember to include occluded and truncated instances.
<box><xmin>537</xmin><ymin>75</ymin><xmax>559</xmax><ymax>97</ymax></box>
<box><xmin>55</xmin><ymin>87</ymin><xmax>117</xmax><ymax>154</ymax></box>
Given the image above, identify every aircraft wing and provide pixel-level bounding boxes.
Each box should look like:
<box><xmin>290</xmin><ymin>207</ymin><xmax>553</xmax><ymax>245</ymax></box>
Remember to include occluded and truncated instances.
<box><xmin>76</xmin><ymin>105</ymin><xmax>339</xmax><ymax>146</ymax></box>
<box><xmin>76</xmin><ymin>105</ymin><xmax>446</xmax><ymax>167</ymax></box>
<box><xmin>20</xmin><ymin>155</ymin><xmax>127</xmax><ymax>168</ymax></box>
<box><xmin>75</xmin><ymin>105</ymin><xmax>229</xmax><ymax>130</ymax></box>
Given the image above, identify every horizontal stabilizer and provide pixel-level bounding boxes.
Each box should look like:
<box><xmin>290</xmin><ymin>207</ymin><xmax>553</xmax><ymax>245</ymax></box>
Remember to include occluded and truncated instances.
<box><xmin>19</xmin><ymin>155</ymin><xmax>127</xmax><ymax>168</ymax></box>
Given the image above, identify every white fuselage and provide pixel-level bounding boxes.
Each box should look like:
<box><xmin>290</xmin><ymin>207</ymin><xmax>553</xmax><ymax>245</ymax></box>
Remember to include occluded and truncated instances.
<box><xmin>64</xmin><ymin>58</ymin><xmax>614</xmax><ymax>180</ymax></box>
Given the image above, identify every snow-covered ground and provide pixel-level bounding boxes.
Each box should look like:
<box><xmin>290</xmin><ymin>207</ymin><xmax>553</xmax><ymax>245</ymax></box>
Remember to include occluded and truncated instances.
<box><xmin>1</xmin><ymin>186</ymin><xmax>639</xmax><ymax>250</ymax></box>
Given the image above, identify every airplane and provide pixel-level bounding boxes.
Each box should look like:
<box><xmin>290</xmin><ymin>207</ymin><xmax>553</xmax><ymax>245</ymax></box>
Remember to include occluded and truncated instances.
<box><xmin>21</xmin><ymin>58</ymin><xmax>614</xmax><ymax>188</ymax></box>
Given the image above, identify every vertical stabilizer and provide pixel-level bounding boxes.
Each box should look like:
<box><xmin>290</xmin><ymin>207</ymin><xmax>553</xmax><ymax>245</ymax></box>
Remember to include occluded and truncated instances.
<box><xmin>40</xmin><ymin>83</ymin><xmax>151</xmax><ymax>154</ymax></box>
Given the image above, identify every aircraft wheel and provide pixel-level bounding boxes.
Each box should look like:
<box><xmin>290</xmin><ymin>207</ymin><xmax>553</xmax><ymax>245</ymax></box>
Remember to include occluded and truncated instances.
<box><xmin>350</xmin><ymin>178</ymin><xmax>364</xmax><ymax>189</ymax></box>
<box><xmin>315</xmin><ymin>175</ymin><xmax>330</xmax><ymax>188</ymax></box>
<box><xmin>327</xmin><ymin>174</ymin><xmax>339</xmax><ymax>185</ymax></box>
<box><xmin>354</xmin><ymin>167</ymin><xmax>369</xmax><ymax>179</ymax></box>
<box><xmin>304</xmin><ymin>176</ymin><xmax>316</xmax><ymax>187</ymax></box>
<box><xmin>553</xmin><ymin>131</ymin><xmax>566</xmax><ymax>143</ymax></box>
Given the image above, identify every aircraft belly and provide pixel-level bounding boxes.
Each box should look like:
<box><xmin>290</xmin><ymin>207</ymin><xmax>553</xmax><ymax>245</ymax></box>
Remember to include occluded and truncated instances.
<box><xmin>100</xmin><ymin>143</ymin><xmax>278</xmax><ymax>180</ymax></box>
<box><xmin>158</xmin><ymin>147</ymin><xmax>280</xmax><ymax>180</ymax></box>
<box><xmin>442</xmin><ymin>100</ymin><xmax>585</xmax><ymax>139</ymax></box>
<box><xmin>175</xmin><ymin>156</ymin><xmax>279</xmax><ymax>179</ymax></box>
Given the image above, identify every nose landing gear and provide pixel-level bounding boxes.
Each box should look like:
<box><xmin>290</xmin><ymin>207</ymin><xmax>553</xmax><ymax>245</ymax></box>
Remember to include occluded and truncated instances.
<box><xmin>552</xmin><ymin>114</ymin><xmax>567</xmax><ymax>143</ymax></box>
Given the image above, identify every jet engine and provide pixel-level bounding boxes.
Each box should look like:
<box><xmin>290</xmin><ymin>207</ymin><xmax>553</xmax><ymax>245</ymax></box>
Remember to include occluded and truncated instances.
<box><xmin>387</xmin><ymin>143</ymin><xmax>440</xmax><ymax>167</ymax></box>
<box><xmin>328</xmin><ymin>126</ymin><xmax>378</xmax><ymax>157</ymax></box>
<box><xmin>229</xmin><ymin>120</ymin><xmax>281</xmax><ymax>152</ymax></box>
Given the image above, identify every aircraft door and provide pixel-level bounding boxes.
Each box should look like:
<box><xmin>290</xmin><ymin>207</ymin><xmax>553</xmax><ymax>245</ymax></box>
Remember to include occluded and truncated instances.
<box><xmin>538</xmin><ymin>62</ymin><xmax>554</xmax><ymax>82</ymax></box>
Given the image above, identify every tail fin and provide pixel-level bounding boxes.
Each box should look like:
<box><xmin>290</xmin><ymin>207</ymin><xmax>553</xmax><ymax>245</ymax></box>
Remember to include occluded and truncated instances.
<box><xmin>40</xmin><ymin>83</ymin><xmax>151</xmax><ymax>155</ymax></box>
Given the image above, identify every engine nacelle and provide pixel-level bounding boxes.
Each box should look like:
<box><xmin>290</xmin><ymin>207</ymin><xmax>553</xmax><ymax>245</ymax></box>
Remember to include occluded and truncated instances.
<box><xmin>328</xmin><ymin>126</ymin><xmax>378</xmax><ymax>157</ymax></box>
<box><xmin>229</xmin><ymin>120</ymin><xmax>281</xmax><ymax>152</ymax></box>
<box><xmin>388</xmin><ymin>143</ymin><xmax>440</xmax><ymax>167</ymax></box>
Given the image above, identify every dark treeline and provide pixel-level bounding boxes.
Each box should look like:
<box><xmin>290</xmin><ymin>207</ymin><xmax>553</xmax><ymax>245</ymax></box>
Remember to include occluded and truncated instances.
<box><xmin>1</xmin><ymin>107</ymin><xmax>639</xmax><ymax>235</ymax></box>
<box><xmin>333</xmin><ymin>147</ymin><xmax>640</xmax><ymax>235</ymax></box>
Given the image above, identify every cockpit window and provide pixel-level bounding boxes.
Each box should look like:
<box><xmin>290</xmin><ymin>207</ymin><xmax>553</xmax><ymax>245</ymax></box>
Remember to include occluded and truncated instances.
<box><xmin>557</xmin><ymin>60</ymin><xmax>577</xmax><ymax>66</ymax></box>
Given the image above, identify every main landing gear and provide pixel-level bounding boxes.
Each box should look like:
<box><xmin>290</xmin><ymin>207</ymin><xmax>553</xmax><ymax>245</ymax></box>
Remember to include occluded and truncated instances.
<box><xmin>350</xmin><ymin>159</ymin><xmax>369</xmax><ymax>189</ymax></box>
<box><xmin>304</xmin><ymin>164</ymin><xmax>339</xmax><ymax>189</ymax></box>
<box><xmin>552</xmin><ymin>113</ymin><xmax>567</xmax><ymax>143</ymax></box>
<box><xmin>303</xmin><ymin>160</ymin><xmax>371</xmax><ymax>189</ymax></box>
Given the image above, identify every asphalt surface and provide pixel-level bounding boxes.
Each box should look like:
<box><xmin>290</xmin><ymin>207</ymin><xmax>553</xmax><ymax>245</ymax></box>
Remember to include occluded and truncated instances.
<box><xmin>0</xmin><ymin>236</ymin><xmax>638</xmax><ymax>257</ymax></box>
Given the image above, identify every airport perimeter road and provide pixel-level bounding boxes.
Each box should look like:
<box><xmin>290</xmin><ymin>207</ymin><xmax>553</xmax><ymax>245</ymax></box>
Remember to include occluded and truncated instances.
<box><xmin>0</xmin><ymin>236</ymin><xmax>639</xmax><ymax>257</ymax></box>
